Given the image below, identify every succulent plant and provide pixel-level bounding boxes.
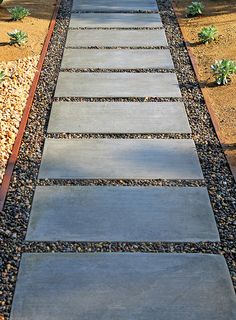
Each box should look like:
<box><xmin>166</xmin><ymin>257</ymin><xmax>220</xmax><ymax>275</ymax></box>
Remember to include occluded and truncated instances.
<box><xmin>211</xmin><ymin>60</ymin><xmax>236</xmax><ymax>85</ymax></box>
<box><xmin>8</xmin><ymin>29</ymin><xmax>28</xmax><ymax>46</ymax></box>
<box><xmin>8</xmin><ymin>6</ymin><xmax>30</xmax><ymax>21</ymax></box>
<box><xmin>0</xmin><ymin>71</ymin><xmax>5</xmax><ymax>84</ymax></box>
<box><xmin>198</xmin><ymin>25</ymin><xmax>217</xmax><ymax>44</ymax></box>
<box><xmin>186</xmin><ymin>1</ymin><xmax>204</xmax><ymax>17</ymax></box>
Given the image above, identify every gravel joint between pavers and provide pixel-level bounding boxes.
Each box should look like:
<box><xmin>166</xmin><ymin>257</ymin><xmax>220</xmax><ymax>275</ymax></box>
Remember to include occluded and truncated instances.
<box><xmin>60</xmin><ymin>68</ymin><xmax>176</xmax><ymax>72</ymax></box>
<box><xmin>66</xmin><ymin>45</ymin><xmax>169</xmax><ymax>49</ymax></box>
<box><xmin>46</xmin><ymin>133</ymin><xmax>192</xmax><ymax>139</ymax></box>
<box><xmin>37</xmin><ymin>179</ymin><xmax>206</xmax><ymax>187</ymax></box>
<box><xmin>54</xmin><ymin>97</ymin><xmax>184</xmax><ymax>102</ymax></box>
<box><xmin>72</xmin><ymin>10</ymin><xmax>159</xmax><ymax>13</ymax></box>
<box><xmin>69</xmin><ymin>27</ymin><xmax>164</xmax><ymax>30</ymax></box>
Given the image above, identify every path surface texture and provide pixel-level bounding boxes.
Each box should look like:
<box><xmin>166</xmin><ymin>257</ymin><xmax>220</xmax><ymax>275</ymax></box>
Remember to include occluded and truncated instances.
<box><xmin>10</xmin><ymin>0</ymin><xmax>236</xmax><ymax>319</ymax></box>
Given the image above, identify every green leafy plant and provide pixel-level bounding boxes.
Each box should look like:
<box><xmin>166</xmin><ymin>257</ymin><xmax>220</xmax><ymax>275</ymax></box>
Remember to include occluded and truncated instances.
<box><xmin>8</xmin><ymin>6</ymin><xmax>30</xmax><ymax>21</ymax></box>
<box><xmin>198</xmin><ymin>25</ymin><xmax>217</xmax><ymax>43</ymax></box>
<box><xmin>186</xmin><ymin>2</ymin><xmax>204</xmax><ymax>17</ymax></box>
<box><xmin>8</xmin><ymin>30</ymin><xmax>28</xmax><ymax>46</ymax></box>
<box><xmin>0</xmin><ymin>0</ymin><xmax>4</xmax><ymax>4</ymax></box>
<box><xmin>211</xmin><ymin>60</ymin><xmax>236</xmax><ymax>85</ymax></box>
<box><xmin>0</xmin><ymin>71</ymin><xmax>5</xmax><ymax>84</ymax></box>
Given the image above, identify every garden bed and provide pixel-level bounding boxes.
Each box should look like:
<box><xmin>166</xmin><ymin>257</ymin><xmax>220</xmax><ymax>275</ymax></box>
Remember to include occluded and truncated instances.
<box><xmin>173</xmin><ymin>0</ymin><xmax>236</xmax><ymax>179</ymax></box>
<box><xmin>0</xmin><ymin>0</ymin><xmax>57</xmax><ymax>184</ymax></box>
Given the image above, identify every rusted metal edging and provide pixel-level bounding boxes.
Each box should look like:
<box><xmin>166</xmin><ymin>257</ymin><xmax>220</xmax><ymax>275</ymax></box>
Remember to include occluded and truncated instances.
<box><xmin>172</xmin><ymin>1</ymin><xmax>236</xmax><ymax>180</ymax></box>
<box><xmin>0</xmin><ymin>0</ymin><xmax>61</xmax><ymax>211</ymax></box>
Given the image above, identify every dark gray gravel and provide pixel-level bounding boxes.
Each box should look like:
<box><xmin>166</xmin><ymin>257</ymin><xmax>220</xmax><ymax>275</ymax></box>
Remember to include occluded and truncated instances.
<box><xmin>69</xmin><ymin>27</ymin><xmax>164</xmax><ymax>30</ymax></box>
<box><xmin>47</xmin><ymin>133</ymin><xmax>192</xmax><ymax>139</ymax></box>
<box><xmin>0</xmin><ymin>0</ymin><xmax>235</xmax><ymax>319</ymax></box>
<box><xmin>72</xmin><ymin>10</ymin><xmax>159</xmax><ymax>14</ymax></box>
<box><xmin>66</xmin><ymin>45</ymin><xmax>169</xmax><ymax>49</ymax></box>
<box><xmin>54</xmin><ymin>97</ymin><xmax>183</xmax><ymax>101</ymax></box>
<box><xmin>60</xmin><ymin>68</ymin><xmax>175</xmax><ymax>72</ymax></box>
<box><xmin>37</xmin><ymin>179</ymin><xmax>206</xmax><ymax>187</ymax></box>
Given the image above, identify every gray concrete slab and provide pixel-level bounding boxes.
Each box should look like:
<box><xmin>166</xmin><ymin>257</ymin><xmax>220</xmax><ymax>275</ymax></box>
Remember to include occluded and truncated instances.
<box><xmin>65</xmin><ymin>29</ymin><xmax>168</xmax><ymax>47</ymax></box>
<box><xmin>38</xmin><ymin>139</ymin><xmax>203</xmax><ymax>179</ymax></box>
<box><xmin>10</xmin><ymin>253</ymin><xmax>236</xmax><ymax>320</ymax></box>
<box><xmin>72</xmin><ymin>0</ymin><xmax>158</xmax><ymax>12</ymax></box>
<box><xmin>54</xmin><ymin>73</ymin><xmax>181</xmax><ymax>98</ymax></box>
<box><xmin>69</xmin><ymin>13</ymin><xmax>163</xmax><ymax>28</ymax></box>
<box><xmin>26</xmin><ymin>186</ymin><xmax>219</xmax><ymax>242</ymax></box>
<box><xmin>61</xmin><ymin>49</ymin><xmax>174</xmax><ymax>69</ymax></box>
<box><xmin>47</xmin><ymin>102</ymin><xmax>190</xmax><ymax>133</ymax></box>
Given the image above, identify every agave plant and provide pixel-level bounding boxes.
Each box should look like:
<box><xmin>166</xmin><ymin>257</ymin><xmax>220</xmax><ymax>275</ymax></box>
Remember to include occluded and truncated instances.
<box><xmin>211</xmin><ymin>60</ymin><xmax>236</xmax><ymax>85</ymax></box>
<box><xmin>186</xmin><ymin>1</ymin><xmax>204</xmax><ymax>17</ymax></box>
<box><xmin>198</xmin><ymin>26</ymin><xmax>217</xmax><ymax>44</ymax></box>
<box><xmin>8</xmin><ymin>30</ymin><xmax>28</xmax><ymax>46</ymax></box>
<box><xmin>8</xmin><ymin>6</ymin><xmax>30</xmax><ymax>21</ymax></box>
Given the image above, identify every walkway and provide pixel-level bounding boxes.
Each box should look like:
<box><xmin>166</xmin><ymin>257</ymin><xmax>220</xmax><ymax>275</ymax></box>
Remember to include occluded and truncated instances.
<box><xmin>9</xmin><ymin>0</ymin><xmax>236</xmax><ymax>319</ymax></box>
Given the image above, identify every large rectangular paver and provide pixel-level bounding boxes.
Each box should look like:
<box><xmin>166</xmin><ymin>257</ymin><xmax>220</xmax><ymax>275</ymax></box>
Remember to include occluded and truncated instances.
<box><xmin>48</xmin><ymin>102</ymin><xmax>190</xmax><ymax>133</ymax></box>
<box><xmin>61</xmin><ymin>49</ymin><xmax>174</xmax><ymax>69</ymax></box>
<box><xmin>38</xmin><ymin>139</ymin><xmax>203</xmax><ymax>179</ymax></box>
<box><xmin>72</xmin><ymin>0</ymin><xmax>158</xmax><ymax>12</ymax></box>
<box><xmin>69</xmin><ymin>13</ymin><xmax>162</xmax><ymax>28</ymax></box>
<box><xmin>26</xmin><ymin>186</ymin><xmax>219</xmax><ymax>242</ymax></box>
<box><xmin>65</xmin><ymin>30</ymin><xmax>168</xmax><ymax>47</ymax></box>
<box><xmin>54</xmin><ymin>73</ymin><xmax>181</xmax><ymax>98</ymax></box>
<box><xmin>10</xmin><ymin>253</ymin><xmax>236</xmax><ymax>320</ymax></box>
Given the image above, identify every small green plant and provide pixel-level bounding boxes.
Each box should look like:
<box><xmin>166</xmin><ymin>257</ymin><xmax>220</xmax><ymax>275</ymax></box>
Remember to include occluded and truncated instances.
<box><xmin>186</xmin><ymin>1</ymin><xmax>204</xmax><ymax>17</ymax></box>
<box><xmin>211</xmin><ymin>60</ymin><xmax>236</xmax><ymax>85</ymax></box>
<box><xmin>8</xmin><ymin>30</ymin><xmax>28</xmax><ymax>46</ymax></box>
<box><xmin>0</xmin><ymin>71</ymin><xmax>5</xmax><ymax>84</ymax></box>
<box><xmin>8</xmin><ymin>6</ymin><xmax>30</xmax><ymax>21</ymax></box>
<box><xmin>198</xmin><ymin>25</ymin><xmax>217</xmax><ymax>43</ymax></box>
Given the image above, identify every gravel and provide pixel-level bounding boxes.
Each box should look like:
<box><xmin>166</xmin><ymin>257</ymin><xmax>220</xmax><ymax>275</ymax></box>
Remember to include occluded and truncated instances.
<box><xmin>0</xmin><ymin>56</ymin><xmax>39</xmax><ymax>183</ymax></box>
<box><xmin>0</xmin><ymin>0</ymin><xmax>235</xmax><ymax>318</ymax></box>
<box><xmin>38</xmin><ymin>179</ymin><xmax>206</xmax><ymax>187</ymax></box>
<box><xmin>54</xmin><ymin>97</ymin><xmax>183</xmax><ymax>102</ymax></box>
<box><xmin>60</xmin><ymin>68</ymin><xmax>175</xmax><ymax>72</ymax></box>
<box><xmin>47</xmin><ymin>133</ymin><xmax>192</xmax><ymax>139</ymax></box>
<box><xmin>66</xmin><ymin>45</ymin><xmax>169</xmax><ymax>49</ymax></box>
<box><xmin>69</xmin><ymin>27</ymin><xmax>164</xmax><ymax>30</ymax></box>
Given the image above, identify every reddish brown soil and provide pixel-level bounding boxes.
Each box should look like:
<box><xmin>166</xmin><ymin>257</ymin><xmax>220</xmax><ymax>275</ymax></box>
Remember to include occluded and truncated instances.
<box><xmin>174</xmin><ymin>0</ymin><xmax>236</xmax><ymax>178</ymax></box>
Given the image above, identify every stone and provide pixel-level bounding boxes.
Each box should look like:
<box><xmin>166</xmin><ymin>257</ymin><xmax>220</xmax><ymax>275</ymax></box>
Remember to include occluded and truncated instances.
<box><xmin>10</xmin><ymin>253</ymin><xmax>236</xmax><ymax>320</ymax></box>
<box><xmin>61</xmin><ymin>49</ymin><xmax>174</xmax><ymax>69</ymax></box>
<box><xmin>47</xmin><ymin>102</ymin><xmax>190</xmax><ymax>133</ymax></box>
<box><xmin>69</xmin><ymin>13</ymin><xmax>162</xmax><ymax>28</ymax></box>
<box><xmin>38</xmin><ymin>139</ymin><xmax>203</xmax><ymax>179</ymax></box>
<box><xmin>72</xmin><ymin>0</ymin><xmax>158</xmax><ymax>12</ymax></box>
<box><xmin>65</xmin><ymin>29</ymin><xmax>168</xmax><ymax>47</ymax></box>
<box><xmin>26</xmin><ymin>186</ymin><xmax>219</xmax><ymax>242</ymax></box>
<box><xmin>54</xmin><ymin>72</ymin><xmax>182</xmax><ymax>98</ymax></box>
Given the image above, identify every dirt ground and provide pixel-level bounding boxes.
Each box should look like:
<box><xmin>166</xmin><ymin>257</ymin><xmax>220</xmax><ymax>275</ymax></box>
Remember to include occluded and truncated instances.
<box><xmin>174</xmin><ymin>0</ymin><xmax>236</xmax><ymax>178</ymax></box>
<box><xmin>0</xmin><ymin>0</ymin><xmax>57</xmax><ymax>61</ymax></box>
<box><xmin>0</xmin><ymin>0</ymin><xmax>56</xmax><ymax>184</ymax></box>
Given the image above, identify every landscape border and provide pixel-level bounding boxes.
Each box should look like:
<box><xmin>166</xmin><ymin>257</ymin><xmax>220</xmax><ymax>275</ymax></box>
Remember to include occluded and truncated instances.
<box><xmin>172</xmin><ymin>1</ymin><xmax>236</xmax><ymax>181</ymax></box>
<box><xmin>0</xmin><ymin>0</ymin><xmax>61</xmax><ymax>211</ymax></box>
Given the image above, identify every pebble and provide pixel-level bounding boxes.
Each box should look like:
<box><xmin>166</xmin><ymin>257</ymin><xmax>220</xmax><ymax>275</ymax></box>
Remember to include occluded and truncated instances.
<box><xmin>0</xmin><ymin>56</ymin><xmax>39</xmax><ymax>183</ymax></box>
